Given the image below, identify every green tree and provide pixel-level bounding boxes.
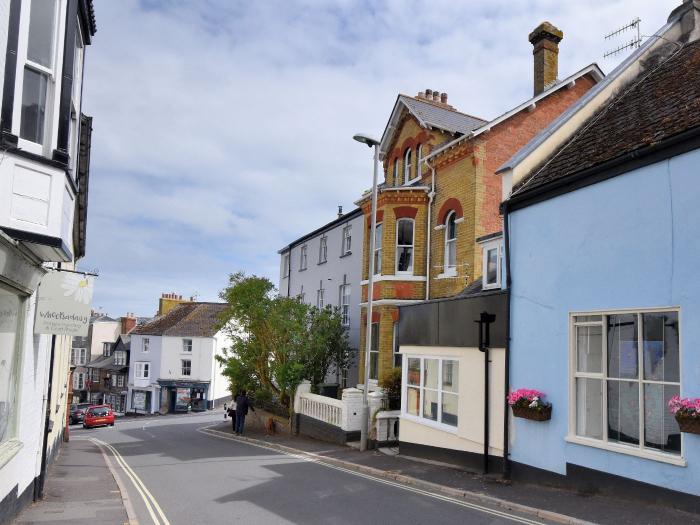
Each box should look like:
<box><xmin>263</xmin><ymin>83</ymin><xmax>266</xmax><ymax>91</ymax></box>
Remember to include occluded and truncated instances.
<box><xmin>303</xmin><ymin>305</ymin><xmax>353</xmax><ymax>394</ymax></box>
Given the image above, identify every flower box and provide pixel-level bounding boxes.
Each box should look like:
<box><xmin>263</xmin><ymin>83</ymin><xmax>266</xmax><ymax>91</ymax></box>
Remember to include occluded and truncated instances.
<box><xmin>668</xmin><ymin>395</ymin><xmax>700</xmax><ymax>435</ymax></box>
<box><xmin>512</xmin><ymin>404</ymin><xmax>552</xmax><ymax>421</ymax></box>
<box><xmin>508</xmin><ymin>388</ymin><xmax>552</xmax><ymax>422</ymax></box>
<box><xmin>675</xmin><ymin>413</ymin><xmax>700</xmax><ymax>435</ymax></box>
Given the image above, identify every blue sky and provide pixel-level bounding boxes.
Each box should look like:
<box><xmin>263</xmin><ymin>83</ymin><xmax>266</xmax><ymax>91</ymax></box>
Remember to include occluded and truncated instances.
<box><xmin>81</xmin><ymin>0</ymin><xmax>673</xmax><ymax>318</ymax></box>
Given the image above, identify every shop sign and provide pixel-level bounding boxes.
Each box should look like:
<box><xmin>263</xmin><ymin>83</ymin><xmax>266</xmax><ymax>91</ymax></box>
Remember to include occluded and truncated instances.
<box><xmin>133</xmin><ymin>391</ymin><xmax>147</xmax><ymax>411</ymax></box>
<box><xmin>34</xmin><ymin>271</ymin><xmax>95</xmax><ymax>336</ymax></box>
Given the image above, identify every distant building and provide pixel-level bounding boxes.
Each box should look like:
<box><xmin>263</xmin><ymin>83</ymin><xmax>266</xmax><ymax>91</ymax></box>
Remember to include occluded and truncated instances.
<box><xmin>71</xmin><ymin>313</ymin><xmax>120</xmax><ymax>403</ymax></box>
<box><xmin>126</xmin><ymin>303</ymin><xmax>232</xmax><ymax>414</ymax></box>
<box><xmin>278</xmin><ymin>207</ymin><xmax>364</xmax><ymax>388</ymax></box>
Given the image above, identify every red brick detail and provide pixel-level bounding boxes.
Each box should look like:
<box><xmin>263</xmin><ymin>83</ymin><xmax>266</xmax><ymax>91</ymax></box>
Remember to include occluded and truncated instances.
<box><xmin>366</xmin><ymin>209</ymin><xmax>384</xmax><ymax>229</ymax></box>
<box><xmin>393</xmin><ymin>206</ymin><xmax>418</xmax><ymax>219</ymax></box>
<box><xmin>387</xmin><ymin>129</ymin><xmax>432</xmax><ymax>167</ymax></box>
<box><xmin>391</xmin><ymin>309</ymin><xmax>400</xmax><ymax>322</ymax></box>
<box><xmin>437</xmin><ymin>198</ymin><xmax>464</xmax><ymax>224</ymax></box>
<box><xmin>371</xmin><ymin>311</ymin><xmax>380</xmax><ymax>323</ymax></box>
<box><xmin>394</xmin><ymin>282</ymin><xmax>418</xmax><ymax>298</ymax></box>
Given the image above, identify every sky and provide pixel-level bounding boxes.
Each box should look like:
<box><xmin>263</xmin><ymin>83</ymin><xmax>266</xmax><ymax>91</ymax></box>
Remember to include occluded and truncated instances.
<box><xmin>81</xmin><ymin>0</ymin><xmax>674</xmax><ymax>318</ymax></box>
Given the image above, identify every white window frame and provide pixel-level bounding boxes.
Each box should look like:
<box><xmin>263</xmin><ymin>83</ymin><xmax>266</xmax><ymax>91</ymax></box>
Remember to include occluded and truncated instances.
<box><xmin>567</xmin><ymin>307</ymin><xmax>685</xmax><ymax>466</ymax></box>
<box><xmin>72</xmin><ymin>347</ymin><xmax>87</xmax><ymax>365</ymax></box>
<box><xmin>401</xmin><ymin>355</ymin><xmax>459</xmax><ymax>433</ymax></box>
<box><xmin>114</xmin><ymin>350</ymin><xmax>126</xmax><ymax>367</ymax></box>
<box><xmin>182</xmin><ymin>338</ymin><xmax>192</xmax><ymax>353</ymax></box>
<box><xmin>74</xmin><ymin>372</ymin><xmax>85</xmax><ymax>390</ymax></box>
<box><xmin>342</xmin><ymin>225</ymin><xmax>352</xmax><ymax>255</ymax></box>
<box><xmin>340</xmin><ymin>284</ymin><xmax>351</xmax><ymax>326</ymax></box>
<box><xmin>181</xmin><ymin>359</ymin><xmax>191</xmax><ymax>377</ymax></box>
<box><xmin>117</xmin><ymin>375</ymin><xmax>125</xmax><ymax>388</ymax></box>
<box><xmin>393</xmin><ymin>158</ymin><xmax>400</xmax><ymax>186</ymax></box>
<box><xmin>373</xmin><ymin>222</ymin><xmax>382</xmax><ymax>275</ymax></box>
<box><xmin>392</xmin><ymin>323</ymin><xmax>401</xmax><ymax>368</ymax></box>
<box><xmin>395</xmin><ymin>218</ymin><xmax>414</xmax><ymax>274</ymax></box>
<box><xmin>134</xmin><ymin>362</ymin><xmax>150</xmax><ymax>380</ymax></box>
<box><xmin>142</xmin><ymin>338</ymin><xmax>150</xmax><ymax>353</ymax></box>
<box><xmin>103</xmin><ymin>342</ymin><xmax>111</xmax><ymax>356</ymax></box>
<box><xmin>15</xmin><ymin>0</ymin><xmax>63</xmax><ymax>155</ymax></box>
<box><xmin>300</xmin><ymin>245</ymin><xmax>308</xmax><ymax>271</ymax></box>
<box><xmin>319</xmin><ymin>235</ymin><xmax>328</xmax><ymax>264</ymax></box>
<box><xmin>482</xmin><ymin>239</ymin><xmax>503</xmax><ymax>290</ymax></box>
<box><xmin>416</xmin><ymin>144</ymin><xmax>423</xmax><ymax>181</ymax></box>
<box><xmin>282</xmin><ymin>253</ymin><xmax>290</xmax><ymax>278</ymax></box>
<box><xmin>444</xmin><ymin>211</ymin><xmax>457</xmax><ymax>276</ymax></box>
<box><xmin>369</xmin><ymin>322</ymin><xmax>379</xmax><ymax>381</ymax></box>
<box><xmin>403</xmin><ymin>148</ymin><xmax>412</xmax><ymax>184</ymax></box>
<box><xmin>316</xmin><ymin>285</ymin><xmax>325</xmax><ymax>309</ymax></box>
<box><xmin>111</xmin><ymin>374</ymin><xmax>117</xmax><ymax>387</ymax></box>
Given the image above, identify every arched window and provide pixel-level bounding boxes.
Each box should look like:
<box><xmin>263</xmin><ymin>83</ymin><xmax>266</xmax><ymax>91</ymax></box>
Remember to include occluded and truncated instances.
<box><xmin>393</xmin><ymin>158</ymin><xmax>400</xmax><ymax>186</ymax></box>
<box><xmin>444</xmin><ymin>211</ymin><xmax>457</xmax><ymax>273</ymax></box>
<box><xmin>396</xmin><ymin>218</ymin><xmax>414</xmax><ymax>273</ymax></box>
<box><xmin>403</xmin><ymin>148</ymin><xmax>412</xmax><ymax>184</ymax></box>
<box><xmin>416</xmin><ymin>144</ymin><xmax>423</xmax><ymax>180</ymax></box>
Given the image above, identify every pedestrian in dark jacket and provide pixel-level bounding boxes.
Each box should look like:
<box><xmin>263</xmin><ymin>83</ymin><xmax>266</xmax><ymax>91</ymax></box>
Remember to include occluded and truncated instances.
<box><xmin>234</xmin><ymin>390</ymin><xmax>254</xmax><ymax>435</ymax></box>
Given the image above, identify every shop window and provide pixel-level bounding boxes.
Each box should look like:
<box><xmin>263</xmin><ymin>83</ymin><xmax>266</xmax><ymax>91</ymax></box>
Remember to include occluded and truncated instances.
<box><xmin>0</xmin><ymin>284</ymin><xmax>25</xmax><ymax>449</ymax></box>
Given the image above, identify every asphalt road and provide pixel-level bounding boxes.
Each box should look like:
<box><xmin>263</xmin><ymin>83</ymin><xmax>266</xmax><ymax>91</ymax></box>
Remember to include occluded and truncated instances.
<box><xmin>73</xmin><ymin>413</ymin><xmax>550</xmax><ymax>525</ymax></box>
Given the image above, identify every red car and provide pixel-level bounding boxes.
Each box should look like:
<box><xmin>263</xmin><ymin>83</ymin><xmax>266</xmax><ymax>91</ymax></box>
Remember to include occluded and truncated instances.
<box><xmin>82</xmin><ymin>405</ymin><xmax>115</xmax><ymax>429</ymax></box>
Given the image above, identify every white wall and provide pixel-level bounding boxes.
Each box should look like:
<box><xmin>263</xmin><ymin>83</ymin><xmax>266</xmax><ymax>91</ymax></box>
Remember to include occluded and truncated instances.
<box><xmin>399</xmin><ymin>345</ymin><xmax>505</xmax><ymax>457</ymax></box>
<box><xmin>212</xmin><ymin>329</ymin><xmax>232</xmax><ymax>402</ymax></box>
<box><xmin>160</xmin><ymin>336</ymin><xmax>213</xmax><ymax>382</ymax></box>
<box><xmin>89</xmin><ymin>320</ymin><xmax>119</xmax><ymax>359</ymax></box>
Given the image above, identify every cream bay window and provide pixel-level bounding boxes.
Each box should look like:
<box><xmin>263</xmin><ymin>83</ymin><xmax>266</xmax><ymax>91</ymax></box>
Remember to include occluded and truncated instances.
<box><xmin>396</xmin><ymin>218</ymin><xmax>414</xmax><ymax>273</ymax></box>
<box><xmin>404</xmin><ymin>356</ymin><xmax>459</xmax><ymax>428</ymax></box>
<box><xmin>570</xmin><ymin>310</ymin><xmax>681</xmax><ymax>460</ymax></box>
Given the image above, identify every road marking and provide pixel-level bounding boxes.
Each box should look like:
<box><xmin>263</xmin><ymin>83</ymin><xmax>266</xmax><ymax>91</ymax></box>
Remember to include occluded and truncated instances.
<box><xmin>197</xmin><ymin>426</ymin><xmax>545</xmax><ymax>525</ymax></box>
<box><xmin>90</xmin><ymin>438</ymin><xmax>170</xmax><ymax>525</ymax></box>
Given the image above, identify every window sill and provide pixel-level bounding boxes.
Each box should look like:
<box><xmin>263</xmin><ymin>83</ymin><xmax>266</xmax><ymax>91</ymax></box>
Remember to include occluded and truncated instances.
<box><xmin>482</xmin><ymin>282</ymin><xmax>501</xmax><ymax>291</ymax></box>
<box><xmin>0</xmin><ymin>439</ymin><xmax>23</xmax><ymax>469</ymax></box>
<box><xmin>401</xmin><ymin>413</ymin><xmax>458</xmax><ymax>434</ymax></box>
<box><xmin>340</xmin><ymin>251</ymin><xmax>352</xmax><ymax>258</ymax></box>
<box><xmin>317</xmin><ymin>260</ymin><xmax>327</xmax><ymax>265</ymax></box>
<box><xmin>436</xmin><ymin>271</ymin><xmax>457</xmax><ymax>280</ymax></box>
<box><xmin>565</xmin><ymin>435</ymin><xmax>686</xmax><ymax>467</ymax></box>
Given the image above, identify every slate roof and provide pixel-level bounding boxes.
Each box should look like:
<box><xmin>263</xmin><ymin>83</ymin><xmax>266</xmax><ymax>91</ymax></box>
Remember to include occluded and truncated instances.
<box><xmin>514</xmin><ymin>40</ymin><xmax>700</xmax><ymax>196</ymax></box>
<box><xmin>130</xmin><ymin>303</ymin><xmax>227</xmax><ymax>337</ymax></box>
<box><xmin>399</xmin><ymin>95</ymin><xmax>488</xmax><ymax>135</ymax></box>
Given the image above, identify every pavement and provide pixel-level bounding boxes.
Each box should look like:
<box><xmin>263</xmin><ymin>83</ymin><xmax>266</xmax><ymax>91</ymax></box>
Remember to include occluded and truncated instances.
<box><xmin>12</xmin><ymin>411</ymin><xmax>700</xmax><ymax>525</ymax></box>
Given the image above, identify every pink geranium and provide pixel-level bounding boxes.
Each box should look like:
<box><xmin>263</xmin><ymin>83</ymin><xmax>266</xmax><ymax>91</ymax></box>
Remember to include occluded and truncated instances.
<box><xmin>668</xmin><ymin>395</ymin><xmax>700</xmax><ymax>417</ymax></box>
<box><xmin>508</xmin><ymin>388</ymin><xmax>548</xmax><ymax>408</ymax></box>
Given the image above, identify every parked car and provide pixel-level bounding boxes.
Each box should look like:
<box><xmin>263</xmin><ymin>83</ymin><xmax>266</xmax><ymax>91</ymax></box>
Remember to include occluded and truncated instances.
<box><xmin>83</xmin><ymin>405</ymin><xmax>115</xmax><ymax>429</ymax></box>
<box><xmin>70</xmin><ymin>403</ymin><xmax>92</xmax><ymax>424</ymax></box>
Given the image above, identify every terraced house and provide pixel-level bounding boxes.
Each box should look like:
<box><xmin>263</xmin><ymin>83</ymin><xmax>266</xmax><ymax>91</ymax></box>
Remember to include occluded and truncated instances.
<box><xmin>357</xmin><ymin>22</ymin><xmax>603</xmax><ymax>391</ymax></box>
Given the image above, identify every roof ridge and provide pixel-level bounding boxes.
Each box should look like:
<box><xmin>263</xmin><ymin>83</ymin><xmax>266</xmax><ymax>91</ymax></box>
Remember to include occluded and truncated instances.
<box><xmin>399</xmin><ymin>94</ymin><xmax>488</xmax><ymax>122</ymax></box>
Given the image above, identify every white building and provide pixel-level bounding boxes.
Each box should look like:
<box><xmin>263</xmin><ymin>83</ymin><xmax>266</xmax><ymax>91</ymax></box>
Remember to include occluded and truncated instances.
<box><xmin>278</xmin><ymin>207</ymin><xmax>364</xmax><ymax>388</ymax></box>
<box><xmin>0</xmin><ymin>0</ymin><xmax>96</xmax><ymax>521</ymax></box>
<box><xmin>71</xmin><ymin>312</ymin><xmax>120</xmax><ymax>403</ymax></box>
<box><xmin>126</xmin><ymin>303</ymin><xmax>232</xmax><ymax>414</ymax></box>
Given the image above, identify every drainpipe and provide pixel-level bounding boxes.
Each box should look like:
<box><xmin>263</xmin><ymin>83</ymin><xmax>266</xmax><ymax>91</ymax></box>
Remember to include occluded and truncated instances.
<box><xmin>36</xmin><ymin>333</ymin><xmax>56</xmax><ymax>500</ymax></box>
<box><xmin>502</xmin><ymin>202</ymin><xmax>512</xmax><ymax>480</ymax></box>
<box><xmin>424</xmin><ymin>158</ymin><xmax>436</xmax><ymax>300</ymax></box>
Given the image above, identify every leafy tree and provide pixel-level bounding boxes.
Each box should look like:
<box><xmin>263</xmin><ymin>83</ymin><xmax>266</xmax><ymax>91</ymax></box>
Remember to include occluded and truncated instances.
<box><xmin>303</xmin><ymin>305</ymin><xmax>353</xmax><ymax>394</ymax></box>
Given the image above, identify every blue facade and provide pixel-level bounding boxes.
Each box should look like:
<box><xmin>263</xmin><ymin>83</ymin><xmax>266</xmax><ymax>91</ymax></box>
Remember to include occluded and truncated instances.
<box><xmin>508</xmin><ymin>149</ymin><xmax>700</xmax><ymax>496</ymax></box>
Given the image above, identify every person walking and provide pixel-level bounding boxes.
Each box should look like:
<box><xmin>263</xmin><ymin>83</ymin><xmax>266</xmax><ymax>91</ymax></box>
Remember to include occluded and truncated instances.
<box><xmin>234</xmin><ymin>390</ymin><xmax>254</xmax><ymax>435</ymax></box>
<box><xmin>227</xmin><ymin>394</ymin><xmax>238</xmax><ymax>432</ymax></box>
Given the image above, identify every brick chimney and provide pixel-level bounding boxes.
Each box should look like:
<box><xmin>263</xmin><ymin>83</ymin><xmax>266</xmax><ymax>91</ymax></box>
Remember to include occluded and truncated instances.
<box><xmin>158</xmin><ymin>292</ymin><xmax>192</xmax><ymax>316</ymax></box>
<box><xmin>121</xmin><ymin>313</ymin><xmax>136</xmax><ymax>334</ymax></box>
<box><xmin>529</xmin><ymin>21</ymin><xmax>563</xmax><ymax>96</ymax></box>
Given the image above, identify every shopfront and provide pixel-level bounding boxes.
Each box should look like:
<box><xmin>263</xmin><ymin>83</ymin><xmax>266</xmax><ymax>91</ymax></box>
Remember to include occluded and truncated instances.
<box><xmin>158</xmin><ymin>381</ymin><xmax>210</xmax><ymax>413</ymax></box>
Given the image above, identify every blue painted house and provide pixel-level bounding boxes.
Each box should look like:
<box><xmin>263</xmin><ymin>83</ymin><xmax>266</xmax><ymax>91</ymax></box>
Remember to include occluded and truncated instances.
<box><xmin>498</xmin><ymin>0</ymin><xmax>700</xmax><ymax>510</ymax></box>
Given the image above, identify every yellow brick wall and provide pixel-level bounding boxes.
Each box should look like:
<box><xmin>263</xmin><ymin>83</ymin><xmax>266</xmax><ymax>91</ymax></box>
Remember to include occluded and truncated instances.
<box><xmin>358</xmin><ymin>306</ymin><xmax>398</xmax><ymax>384</ymax></box>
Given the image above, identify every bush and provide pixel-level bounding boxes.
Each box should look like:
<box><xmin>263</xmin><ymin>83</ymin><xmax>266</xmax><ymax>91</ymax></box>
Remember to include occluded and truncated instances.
<box><xmin>380</xmin><ymin>367</ymin><xmax>402</xmax><ymax>410</ymax></box>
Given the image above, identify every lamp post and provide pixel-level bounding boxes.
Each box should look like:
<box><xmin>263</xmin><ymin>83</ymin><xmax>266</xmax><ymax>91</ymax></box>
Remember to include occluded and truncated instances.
<box><xmin>353</xmin><ymin>133</ymin><xmax>380</xmax><ymax>452</ymax></box>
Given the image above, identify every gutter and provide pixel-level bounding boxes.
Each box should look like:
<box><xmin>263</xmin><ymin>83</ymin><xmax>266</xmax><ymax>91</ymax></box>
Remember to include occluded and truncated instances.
<box><xmin>502</xmin><ymin>202</ymin><xmax>512</xmax><ymax>480</ymax></box>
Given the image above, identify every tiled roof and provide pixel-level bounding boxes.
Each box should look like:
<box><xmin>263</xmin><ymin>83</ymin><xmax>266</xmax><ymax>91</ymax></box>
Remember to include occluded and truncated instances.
<box><xmin>514</xmin><ymin>41</ymin><xmax>700</xmax><ymax>196</ymax></box>
<box><xmin>399</xmin><ymin>96</ymin><xmax>488</xmax><ymax>135</ymax></box>
<box><xmin>131</xmin><ymin>303</ymin><xmax>228</xmax><ymax>337</ymax></box>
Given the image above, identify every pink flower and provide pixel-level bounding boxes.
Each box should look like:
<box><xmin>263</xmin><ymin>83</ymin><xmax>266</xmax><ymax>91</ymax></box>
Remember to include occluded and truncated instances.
<box><xmin>508</xmin><ymin>388</ymin><xmax>546</xmax><ymax>406</ymax></box>
<box><xmin>668</xmin><ymin>395</ymin><xmax>700</xmax><ymax>416</ymax></box>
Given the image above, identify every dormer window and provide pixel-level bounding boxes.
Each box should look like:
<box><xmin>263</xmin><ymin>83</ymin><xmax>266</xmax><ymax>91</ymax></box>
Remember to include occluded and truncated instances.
<box><xmin>403</xmin><ymin>148</ymin><xmax>412</xmax><ymax>184</ymax></box>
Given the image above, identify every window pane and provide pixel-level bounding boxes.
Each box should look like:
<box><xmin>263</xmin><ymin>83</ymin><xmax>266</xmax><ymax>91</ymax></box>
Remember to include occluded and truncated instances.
<box><xmin>27</xmin><ymin>0</ymin><xmax>55</xmax><ymax>68</ymax></box>
<box><xmin>369</xmin><ymin>351</ymin><xmax>378</xmax><ymax>381</ymax></box>
<box><xmin>576</xmin><ymin>325</ymin><xmax>602</xmax><ymax>373</ymax></box>
<box><xmin>422</xmin><ymin>389</ymin><xmax>438</xmax><ymax>421</ymax></box>
<box><xmin>642</xmin><ymin>312</ymin><xmax>679</xmax><ymax>383</ymax></box>
<box><xmin>607</xmin><ymin>380</ymin><xmax>640</xmax><ymax>446</ymax></box>
<box><xmin>407</xmin><ymin>386</ymin><xmax>420</xmax><ymax>416</ymax></box>
<box><xmin>0</xmin><ymin>287</ymin><xmax>21</xmax><ymax>444</ymax></box>
<box><xmin>407</xmin><ymin>358</ymin><xmax>420</xmax><ymax>386</ymax></box>
<box><xmin>607</xmin><ymin>314</ymin><xmax>638</xmax><ymax>379</ymax></box>
<box><xmin>442</xmin><ymin>392</ymin><xmax>458</xmax><ymax>427</ymax></box>
<box><xmin>424</xmin><ymin>359</ymin><xmax>438</xmax><ymax>389</ymax></box>
<box><xmin>20</xmin><ymin>68</ymin><xmax>48</xmax><ymax>144</ymax></box>
<box><xmin>486</xmin><ymin>248</ymin><xmax>498</xmax><ymax>284</ymax></box>
<box><xmin>574</xmin><ymin>315</ymin><xmax>602</xmax><ymax>323</ymax></box>
<box><xmin>442</xmin><ymin>360</ymin><xmax>458</xmax><ymax>393</ymax></box>
<box><xmin>446</xmin><ymin>240</ymin><xmax>456</xmax><ymax>269</ymax></box>
<box><xmin>576</xmin><ymin>378</ymin><xmax>603</xmax><ymax>439</ymax></box>
<box><xmin>397</xmin><ymin>220</ymin><xmax>413</xmax><ymax>246</ymax></box>
<box><xmin>644</xmin><ymin>383</ymin><xmax>681</xmax><ymax>455</ymax></box>
<box><xmin>397</xmin><ymin>247</ymin><xmax>413</xmax><ymax>272</ymax></box>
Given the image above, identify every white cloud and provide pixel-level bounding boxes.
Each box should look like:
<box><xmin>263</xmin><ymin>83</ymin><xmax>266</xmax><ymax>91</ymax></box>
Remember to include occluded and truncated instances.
<box><xmin>82</xmin><ymin>0</ymin><xmax>675</xmax><ymax>316</ymax></box>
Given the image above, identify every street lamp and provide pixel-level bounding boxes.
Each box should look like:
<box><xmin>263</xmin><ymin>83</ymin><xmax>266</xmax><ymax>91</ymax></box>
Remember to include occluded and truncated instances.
<box><xmin>353</xmin><ymin>133</ymin><xmax>380</xmax><ymax>452</ymax></box>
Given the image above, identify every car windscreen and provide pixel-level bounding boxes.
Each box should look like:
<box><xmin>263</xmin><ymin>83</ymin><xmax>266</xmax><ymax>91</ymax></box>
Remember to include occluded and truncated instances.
<box><xmin>89</xmin><ymin>407</ymin><xmax>109</xmax><ymax>416</ymax></box>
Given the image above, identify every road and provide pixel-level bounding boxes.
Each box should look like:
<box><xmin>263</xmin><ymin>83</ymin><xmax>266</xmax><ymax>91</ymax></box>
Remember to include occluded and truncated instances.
<box><xmin>72</xmin><ymin>413</ymin><xmax>550</xmax><ymax>525</ymax></box>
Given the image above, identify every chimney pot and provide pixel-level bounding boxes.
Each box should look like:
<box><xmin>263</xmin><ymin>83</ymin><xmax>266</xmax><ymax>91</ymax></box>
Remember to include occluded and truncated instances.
<box><xmin>529</xmin><ymin>21</ymin><xmax>563</xmax><ymax>96</ymax></box>
<box><xmin>337</xmin><ymin>205</ymin><xmax>343</xmax><ymax>218</ymax></box>
<box><xmin>432</xmin><ymin>90</ymin><xmax>439</xmax><ymax>101</ymax></box>
<box><xmin>417</xmin><ymin>91</ymin><xmax>424</xmax><ymax>99</ymax></box>
<box><xmin>425</xmin><ymin>89</ymin><xmax>432</xmax><ymax>98</ymax></box>
<box><xmin>440</xmin><ymin>92</ymin><xmax>447</xmax><ymax>103</ymax></box>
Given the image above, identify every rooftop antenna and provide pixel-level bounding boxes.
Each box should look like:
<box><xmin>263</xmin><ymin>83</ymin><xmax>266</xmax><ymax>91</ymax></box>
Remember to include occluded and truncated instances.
<box><xmin>604</xmin><ymin>17</ymin><xmax>642</xmax><ymax>59</ymax></box>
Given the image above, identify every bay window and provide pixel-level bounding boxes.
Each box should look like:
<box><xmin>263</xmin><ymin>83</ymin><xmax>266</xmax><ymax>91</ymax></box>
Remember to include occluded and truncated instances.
<box><xmin>393</xmin><ymin>158</ymin><xmax>400</xmax><ymax>186</ymax></box>
<box><xmin>416</xmin><ymin>144</ymin><xmax>423</xmax><ymax>180</ymax></box>
<box><xmin>403</xmin><ymin>148</ymin><xmax>412</xmax><ymax>183</ymax></box>
<box><xmin>571</xmin><ymin>309</ymin><xmax>681</xmax><ymax>459</ymax></box>
<box><xmin>369</xmin><ymin>323</ymin><xmax>379</xmax><ymax>381</ymax></box>
<box><xmin>444</xmin><ymin>212</ymin><xmax>457</xmax><ymax>274</ymax></box>
<box><xmin>0</xmin><ymin>283</ymin><xmax>25</xmax><ymax>450</ymax></box>
<box><xmin>396</xmin><ymin>218</ymin><xmax>414</xmax><ymax>273</ymax></box>
<box><xmin>404</xmin><ymin>356</ymin><xmax>459</xmax><ymax>428</ymax></box>
<box><xmin>373</xmin><ymin>223</ymin><xmax>382</xmax><ymax>275</ymax></box>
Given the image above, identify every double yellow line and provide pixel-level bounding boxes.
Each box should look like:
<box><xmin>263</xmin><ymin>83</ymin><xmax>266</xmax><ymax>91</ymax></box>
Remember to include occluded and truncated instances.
<box><xmin>90</xmin><ymin>438</ymin><xmax>170</xmax><ymax>525</ymax></box>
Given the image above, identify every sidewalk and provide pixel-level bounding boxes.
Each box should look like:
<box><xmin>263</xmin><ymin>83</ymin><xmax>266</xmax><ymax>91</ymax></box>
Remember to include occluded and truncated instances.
<box><xmin>13</xmin><ymin>438</ymin><xmax>130</xmax><ymax>525</ymax></box>
<box><xmin>206</xmin><ymin>417</ymin><xmax>700</xmax><ymax>525</ymax></box>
